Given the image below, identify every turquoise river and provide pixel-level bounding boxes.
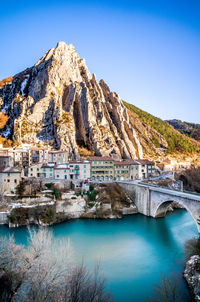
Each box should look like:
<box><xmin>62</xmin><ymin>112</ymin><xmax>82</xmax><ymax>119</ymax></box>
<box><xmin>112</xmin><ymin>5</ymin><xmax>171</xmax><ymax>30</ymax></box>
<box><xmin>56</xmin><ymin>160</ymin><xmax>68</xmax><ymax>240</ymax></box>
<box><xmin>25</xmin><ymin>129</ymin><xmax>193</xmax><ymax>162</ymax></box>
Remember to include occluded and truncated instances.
<box><xmin>0</xmin><ymin>209</ymin><xmax>198</xmax><ymax>301</ymax></box>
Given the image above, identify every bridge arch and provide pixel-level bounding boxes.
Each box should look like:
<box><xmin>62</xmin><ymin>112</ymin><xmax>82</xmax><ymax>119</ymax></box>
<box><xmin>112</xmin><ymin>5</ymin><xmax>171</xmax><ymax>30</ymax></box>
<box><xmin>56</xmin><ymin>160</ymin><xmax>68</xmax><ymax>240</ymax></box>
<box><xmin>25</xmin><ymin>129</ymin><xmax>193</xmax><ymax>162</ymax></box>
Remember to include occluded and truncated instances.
<box><xmin>117</xmin><ymin>181</ymin><xmax>200</xmax><ymax>233</ymax></box>
<box><xmin>152</xmin><ymin>196</ymin><xmax>200</xmax><ymax>233</ymax></box>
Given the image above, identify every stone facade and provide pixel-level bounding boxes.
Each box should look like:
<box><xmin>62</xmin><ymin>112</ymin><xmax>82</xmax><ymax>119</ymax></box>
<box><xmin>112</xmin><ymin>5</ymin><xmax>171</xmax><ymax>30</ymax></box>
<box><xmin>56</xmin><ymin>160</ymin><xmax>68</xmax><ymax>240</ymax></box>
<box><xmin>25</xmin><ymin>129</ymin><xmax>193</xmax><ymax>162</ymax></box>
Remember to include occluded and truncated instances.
<box><xmin>89</xmin><ymin>157</ymin><xmax>114</xmax><ymax>181</ymax></box>
<box><xmin>114</xmin><ymin>161</ymin><xmax>130</xmax><ymax>180</ymax></box>
<box><xmin>48</xmin><ymin>151</ymin><xmax>68</xmax><ymax>164</ymax></box>
<box><xmin>0</xmin><ymin>167</ymin><xmax>22</xmax><ymax>194</ymax></box>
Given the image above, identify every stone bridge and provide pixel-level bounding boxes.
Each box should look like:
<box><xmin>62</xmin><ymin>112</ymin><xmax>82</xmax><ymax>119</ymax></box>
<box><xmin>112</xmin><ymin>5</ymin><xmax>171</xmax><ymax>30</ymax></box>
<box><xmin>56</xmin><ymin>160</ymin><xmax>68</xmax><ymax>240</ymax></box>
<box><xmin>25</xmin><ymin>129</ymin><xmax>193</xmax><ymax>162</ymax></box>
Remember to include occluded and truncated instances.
<box><xmin>118</xmin><ymin>181</ymin><xmax>200</xmax><ymax>232</ymax></box>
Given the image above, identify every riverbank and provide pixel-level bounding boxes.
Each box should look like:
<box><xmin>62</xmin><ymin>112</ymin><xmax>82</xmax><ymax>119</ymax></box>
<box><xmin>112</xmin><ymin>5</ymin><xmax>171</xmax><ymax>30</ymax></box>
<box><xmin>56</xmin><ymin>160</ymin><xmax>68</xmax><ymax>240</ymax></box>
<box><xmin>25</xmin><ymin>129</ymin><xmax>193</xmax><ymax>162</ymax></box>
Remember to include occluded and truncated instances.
<box><xmin>0</xmin><ymin>210</ymin><xmax>195</xmax><ymax>302</ymax></box>
<box><xmin>0</xmin><ymin>183</ymin><xmax>198</xmax><ymax>301</ymax></box>
<box><xmin>0</xmin><ymin>183</ymin><xmax>138</xmax><ymax>228</ymax></box>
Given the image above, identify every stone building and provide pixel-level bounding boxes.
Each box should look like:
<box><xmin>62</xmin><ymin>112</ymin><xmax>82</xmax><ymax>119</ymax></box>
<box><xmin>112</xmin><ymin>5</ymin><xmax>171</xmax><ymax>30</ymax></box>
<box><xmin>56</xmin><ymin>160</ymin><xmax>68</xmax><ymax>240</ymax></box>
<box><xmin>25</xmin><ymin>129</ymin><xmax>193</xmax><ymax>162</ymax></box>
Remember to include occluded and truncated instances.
<box><xmin>114</xmin><ymin>161</ymin><xmax>130</xmax><ymax>180</ymax></box>
<box><xmin>41</xmin><ymin>163</ymin><xmax>55</xmax><ymax>179</ymax></box>
<box><xmin>134</xmin><ymin>159</ymin><xmax>155</xmax><ymax>178</ymax></box>
<box><xmin>54</xmin><ymin>164</ymin><xmax>69</xmax><ymax>180</ymax></box>
<box><xmin>28</xmin><ymin>163</ymin><xmax>43</xmax><ymax>178</ymax></box>
<box><xmin>89</xmin><ymin>157</ymin><xmax>115</xmax><ymax>181</ymax></box>
<box><xmin>0</xmin><ymin>156</ymin><xmax>13</xmax><ymax>167</ymax></box>
<box><xmin>48</xmin><ymin>150</ymin><xmax>68</xmax><ymax>164</ymax></box>
<box><xmin>29</xmin><ymin>147</ymin><xmax>49</xmax><ymax>165</ymax></box>
<box><xmin>0</xmin><ymin>167</ymin><xmax>22</xmax><ymax>194</ymax></box>
<box><xmin>69</xmin><ymin>161</ymin><xmax>90</xmax><ymax>180</ymax></box>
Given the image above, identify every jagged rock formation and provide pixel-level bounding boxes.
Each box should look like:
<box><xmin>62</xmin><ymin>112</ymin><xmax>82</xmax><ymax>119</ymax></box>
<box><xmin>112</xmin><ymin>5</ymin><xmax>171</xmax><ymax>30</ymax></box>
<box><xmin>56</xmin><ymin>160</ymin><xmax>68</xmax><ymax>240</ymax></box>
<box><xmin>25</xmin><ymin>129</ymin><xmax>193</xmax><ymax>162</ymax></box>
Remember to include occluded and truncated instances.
<box><xmin>184</xmin><ymin>255</ymin><xmax>200</xmax><ymax>301</ymax></box>
<box><xmin>0</xmin><ymin>41</ymin><xmax>169</xmax><ymax>159</ymax></box>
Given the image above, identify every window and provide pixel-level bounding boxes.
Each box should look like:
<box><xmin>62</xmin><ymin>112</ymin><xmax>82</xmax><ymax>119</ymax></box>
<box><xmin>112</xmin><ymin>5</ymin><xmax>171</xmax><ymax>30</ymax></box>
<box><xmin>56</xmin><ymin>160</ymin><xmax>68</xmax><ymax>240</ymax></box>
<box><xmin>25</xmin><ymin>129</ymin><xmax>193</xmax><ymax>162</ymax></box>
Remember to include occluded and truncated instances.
<box><xmin>84</xmin><ymin>165</ymin><xmax>86</xmax><ymax>168</ymax></box>
<box><xmin>31</xmin><ymin>173</ymin><xmax>33</xmax><ymax>176</ymax></box>
<box><xmin>7</xmin><ymin>179</ymin><xmax>10</xmax><ymax>182</ymax></box>
<box><xmin>50</xmin><ymin>173</ymin><xmax>53</xmax><ymax>177</ymax></box>
<box><xmin>14</xmin><ymin>179</ymin><xmax>17</xmax><ymax>184</ymax></box>
<box><xmin>50</xmin><ymin>168</ymin><xmax>53</xmax><ymax>171</ymax></box>
<box><xmin>57</xmin><ymin>175</ymin><xmax>59</xmax><ymax>178</ymax></box>
<box><xmin>31</xmin><ymin>168</ymin><xmax>33</xmax><ymax>171</ymax></box>
<box><xmin>43</xmin><ymin>168</ymin><xmax>46</xmax><ymax>171</ymax></box>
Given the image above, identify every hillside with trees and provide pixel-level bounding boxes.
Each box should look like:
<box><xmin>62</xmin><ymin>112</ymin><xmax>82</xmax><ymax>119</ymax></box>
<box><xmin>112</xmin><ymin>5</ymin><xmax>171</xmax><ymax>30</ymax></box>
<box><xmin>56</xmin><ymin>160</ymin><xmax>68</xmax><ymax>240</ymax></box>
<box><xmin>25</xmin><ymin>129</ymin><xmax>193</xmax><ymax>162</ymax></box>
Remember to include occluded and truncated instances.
<box><xmin>166</xmin><ymin>119</ymin><xmax>200</xmax><ymax>142</ymax></box>
<box><xmin>123</xmin><ymin>101</ymin><xmax>199</xmax><ymax>155</ymax></box>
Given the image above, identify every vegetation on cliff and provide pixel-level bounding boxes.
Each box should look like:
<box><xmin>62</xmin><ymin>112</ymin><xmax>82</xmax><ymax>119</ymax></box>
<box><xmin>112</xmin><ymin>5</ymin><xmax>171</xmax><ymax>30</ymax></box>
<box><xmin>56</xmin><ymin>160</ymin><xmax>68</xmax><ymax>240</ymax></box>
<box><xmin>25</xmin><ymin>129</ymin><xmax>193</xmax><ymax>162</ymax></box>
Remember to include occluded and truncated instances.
<box><xmin>123</xmin><ymin>101</ymin><xmax>199</xmax><ymax>154</ymax></box>
<box><xmin>167</xmin><ymin>119</ymin><xmax>200</xmax><ymax>142</ymax></box>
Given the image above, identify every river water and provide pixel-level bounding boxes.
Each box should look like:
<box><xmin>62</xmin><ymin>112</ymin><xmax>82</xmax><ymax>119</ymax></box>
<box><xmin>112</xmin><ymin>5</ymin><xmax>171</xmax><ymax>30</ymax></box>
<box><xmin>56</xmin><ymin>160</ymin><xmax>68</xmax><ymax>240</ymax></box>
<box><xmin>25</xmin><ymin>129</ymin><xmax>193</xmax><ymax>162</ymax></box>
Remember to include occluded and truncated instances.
<box><xmin>0</xmin><ymin>209</ymin><xmax>197</xmax><ymax>301</ymax></box>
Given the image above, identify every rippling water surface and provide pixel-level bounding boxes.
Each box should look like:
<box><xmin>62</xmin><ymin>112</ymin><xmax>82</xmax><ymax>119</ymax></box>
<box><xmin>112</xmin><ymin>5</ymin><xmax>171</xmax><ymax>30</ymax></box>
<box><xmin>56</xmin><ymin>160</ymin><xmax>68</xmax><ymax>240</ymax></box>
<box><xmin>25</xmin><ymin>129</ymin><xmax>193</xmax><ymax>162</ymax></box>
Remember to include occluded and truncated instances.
<box><xmin>0</xmin><ymin>209</ymin><xmax>197</xmax><ymax>301</ymax></box>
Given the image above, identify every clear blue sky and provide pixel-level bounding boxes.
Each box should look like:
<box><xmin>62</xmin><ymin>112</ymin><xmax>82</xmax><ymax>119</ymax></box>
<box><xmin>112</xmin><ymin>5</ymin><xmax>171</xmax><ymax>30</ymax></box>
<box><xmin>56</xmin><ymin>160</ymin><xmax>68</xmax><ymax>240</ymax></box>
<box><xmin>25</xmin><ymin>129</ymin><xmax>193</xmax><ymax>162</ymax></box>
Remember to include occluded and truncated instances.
<box><xmin>0</xmin><ymin>0</ymin><xmax>200</xmax><ymax>122</ymax></box>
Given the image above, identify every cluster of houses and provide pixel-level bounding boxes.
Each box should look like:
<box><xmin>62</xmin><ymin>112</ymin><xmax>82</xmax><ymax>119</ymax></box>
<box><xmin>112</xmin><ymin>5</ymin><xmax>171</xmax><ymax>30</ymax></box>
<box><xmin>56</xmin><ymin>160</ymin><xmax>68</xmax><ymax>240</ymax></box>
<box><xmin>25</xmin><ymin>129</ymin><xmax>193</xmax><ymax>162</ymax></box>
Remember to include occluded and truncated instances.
<box><xmin>0</xmin><ymin>146</ymin><xmax>157</xmax><ymax>195</ymax></box>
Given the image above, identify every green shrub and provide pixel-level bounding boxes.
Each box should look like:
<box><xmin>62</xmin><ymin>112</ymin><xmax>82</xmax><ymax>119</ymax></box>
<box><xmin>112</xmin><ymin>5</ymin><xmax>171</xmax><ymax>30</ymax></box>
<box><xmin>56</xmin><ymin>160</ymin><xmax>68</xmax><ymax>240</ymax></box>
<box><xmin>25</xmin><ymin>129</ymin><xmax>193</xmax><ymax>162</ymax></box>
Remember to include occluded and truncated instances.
<box><xmin>45</xmin><ymin>183</ymin><xmax>54</xmax><ymax>189</ymax></box>
<box><xmin>87</xmin><ymin>189</ymin><xmax>97</xmax><ymax>201</ymax></box>
<box><xmin>71</xmin><ymin>196</ymin><xmax>77</xmax><ymax>200</ymax></box>
<box><xmin>53</xmin><ymin>188</ymin><xmax>61</xmax><ymax>200</ymax></box>
<box><xmin>88</xmin><ymin>202</ymin><xmax>95</xmax><ymax>208</ymax></box>
<box><xmin>89</xmin><ymin>185</ymin><xmax>94</xmax><ymax>191</ymax></box>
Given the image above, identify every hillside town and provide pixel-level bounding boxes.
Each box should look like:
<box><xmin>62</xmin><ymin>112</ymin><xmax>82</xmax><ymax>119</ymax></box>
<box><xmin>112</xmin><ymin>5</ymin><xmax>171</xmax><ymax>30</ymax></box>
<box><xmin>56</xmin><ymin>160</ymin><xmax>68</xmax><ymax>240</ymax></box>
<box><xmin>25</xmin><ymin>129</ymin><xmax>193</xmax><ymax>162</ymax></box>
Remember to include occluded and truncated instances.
<box><xmin>0</xmin><ymin>144</ymin><xmax>193</xmax><ymax>195</ymax></box>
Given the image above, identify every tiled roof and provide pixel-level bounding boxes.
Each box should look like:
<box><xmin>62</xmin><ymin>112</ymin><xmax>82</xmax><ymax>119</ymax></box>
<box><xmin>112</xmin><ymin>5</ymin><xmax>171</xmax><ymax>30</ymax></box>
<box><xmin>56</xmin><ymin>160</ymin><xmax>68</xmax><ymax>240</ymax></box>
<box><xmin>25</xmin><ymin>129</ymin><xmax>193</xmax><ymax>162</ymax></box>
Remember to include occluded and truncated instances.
<box><xmin>41</xmin><ymin>163</ymin><xmax>55</xmax><ymax>168</ymax></box>
<box><xmin>114</xmin><ymin>161</ymin><xmax>131</xmax><ymax>165</ymax></box>
<box><xmin>135</xmin><ymin>159</ymin><xmax>155</xmax><ymax>165</ymax></box>
<box><xmin>49</xmin><ymin>150</ymin><xmax>67</xmax><ymax>154</ymax></box>
<box><xmin>0</xmin><ymin>167</ymin><xmax>21</xmax><ymax>173</ymax></box>
<box><xmin>88</xmin><ymin>156</ymin><xmax>115</xmax><ymax>161</ymax></box>
<box><xmin>54</xmin><ymin>164</ymin><xmax>69</xmax><ymax>169</ymax></box>
<box><xmin>29</xmin><ymin>147</ymin><xmax>49</xmax><ymax>151</ymax></box>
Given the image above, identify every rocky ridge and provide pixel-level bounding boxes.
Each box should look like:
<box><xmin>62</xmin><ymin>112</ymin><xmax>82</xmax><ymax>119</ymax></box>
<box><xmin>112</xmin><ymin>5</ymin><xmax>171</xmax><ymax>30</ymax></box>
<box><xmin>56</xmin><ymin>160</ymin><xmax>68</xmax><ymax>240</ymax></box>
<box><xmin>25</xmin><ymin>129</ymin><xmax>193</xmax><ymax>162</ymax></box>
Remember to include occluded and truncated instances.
<box><xmin>184</xmin><ymin>255</ymin><xmax>200</xmax><ymax>301</ymax></box>
<box><xmin>0</xmin><ymin>42</ymin><xmax>171</xmax><ymax>159</ymax></box>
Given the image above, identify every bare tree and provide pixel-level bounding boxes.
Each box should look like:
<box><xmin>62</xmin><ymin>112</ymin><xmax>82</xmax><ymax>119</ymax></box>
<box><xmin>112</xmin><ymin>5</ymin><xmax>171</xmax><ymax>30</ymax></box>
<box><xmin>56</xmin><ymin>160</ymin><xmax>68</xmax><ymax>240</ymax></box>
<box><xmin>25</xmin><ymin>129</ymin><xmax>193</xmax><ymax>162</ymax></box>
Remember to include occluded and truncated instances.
<box><xmin>0</xmin><ymin>228</ymin><xmax>113</xmax><ymax>302</ymax></box>
<box><xmin>184</xmin><ymin>237</ymin><xmax>200</xmax><ymax>260</ymax></box>
<box><xmin>149</xmin><ymin>272</ymin><xmax>190</xmax><ymax>302</ymax></box>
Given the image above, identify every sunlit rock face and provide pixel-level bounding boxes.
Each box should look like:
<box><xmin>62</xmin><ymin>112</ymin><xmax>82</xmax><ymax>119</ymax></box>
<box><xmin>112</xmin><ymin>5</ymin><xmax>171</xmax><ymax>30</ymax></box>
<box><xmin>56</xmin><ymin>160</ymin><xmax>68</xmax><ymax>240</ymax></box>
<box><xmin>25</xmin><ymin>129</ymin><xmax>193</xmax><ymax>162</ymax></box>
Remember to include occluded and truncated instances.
<box><xmin>0</xmin><ymin>41</ymin><xmax>166</xmax><ymax>159</ymax></box>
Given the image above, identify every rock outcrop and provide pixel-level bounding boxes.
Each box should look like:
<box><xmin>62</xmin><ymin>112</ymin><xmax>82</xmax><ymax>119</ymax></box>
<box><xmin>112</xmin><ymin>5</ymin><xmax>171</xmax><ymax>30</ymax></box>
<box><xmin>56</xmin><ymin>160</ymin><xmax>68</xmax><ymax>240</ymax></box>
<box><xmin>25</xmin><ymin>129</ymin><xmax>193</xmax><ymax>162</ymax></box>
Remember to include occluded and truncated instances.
<box><xmin>0</xmin><ymin>41</ymin><xmax>168</xmax><ymax>159</ymax></box>
<box><xmin>184</xmin><ymin>255</ymin><xmax>200</xmax><ymax>301</ymax></box>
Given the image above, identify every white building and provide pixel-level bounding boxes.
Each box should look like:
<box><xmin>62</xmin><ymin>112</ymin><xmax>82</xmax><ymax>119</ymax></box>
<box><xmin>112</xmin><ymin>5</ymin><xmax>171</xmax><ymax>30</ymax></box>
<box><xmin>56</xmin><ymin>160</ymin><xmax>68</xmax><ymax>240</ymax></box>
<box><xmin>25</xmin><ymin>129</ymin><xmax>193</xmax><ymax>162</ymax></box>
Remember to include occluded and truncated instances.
<box><xmin>54</xmin><ymin>164</ymin><xmax>70</xmax><ymax>180</ymax></box>
<box><xmin>48</xmin><ymin>151</ymin><xmax>68</xmax><ymax>164</ymax></box>
<box><xmin>69</xmin><ymin>161</ymin><xmax>90</xmax><ymax>180</ymax></box>
<box><xmin>28</xmin><ymin>163</ymin><xmax>43</xmax><ymax>178</ymax></box>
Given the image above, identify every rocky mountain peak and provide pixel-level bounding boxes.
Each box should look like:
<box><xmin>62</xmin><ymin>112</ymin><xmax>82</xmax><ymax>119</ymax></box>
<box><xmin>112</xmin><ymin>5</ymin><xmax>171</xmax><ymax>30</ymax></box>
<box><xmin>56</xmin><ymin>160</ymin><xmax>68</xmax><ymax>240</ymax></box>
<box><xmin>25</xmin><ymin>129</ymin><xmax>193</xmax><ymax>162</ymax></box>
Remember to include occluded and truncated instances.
<box><xmin>0</xmin><ymin>42</ymin><xmax>168</xmax><ymax>159</ymax></box>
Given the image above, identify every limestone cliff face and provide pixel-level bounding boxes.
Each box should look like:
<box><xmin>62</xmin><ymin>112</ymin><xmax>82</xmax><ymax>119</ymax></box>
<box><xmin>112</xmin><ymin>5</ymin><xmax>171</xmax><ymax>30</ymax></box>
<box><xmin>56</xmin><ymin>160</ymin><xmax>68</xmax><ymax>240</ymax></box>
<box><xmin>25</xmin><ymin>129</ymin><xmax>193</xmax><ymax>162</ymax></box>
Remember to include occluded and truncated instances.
<box><xmin>0</xmin><ymin>41</ymin><xmax>166</xmax><ymax>159</ymax></box>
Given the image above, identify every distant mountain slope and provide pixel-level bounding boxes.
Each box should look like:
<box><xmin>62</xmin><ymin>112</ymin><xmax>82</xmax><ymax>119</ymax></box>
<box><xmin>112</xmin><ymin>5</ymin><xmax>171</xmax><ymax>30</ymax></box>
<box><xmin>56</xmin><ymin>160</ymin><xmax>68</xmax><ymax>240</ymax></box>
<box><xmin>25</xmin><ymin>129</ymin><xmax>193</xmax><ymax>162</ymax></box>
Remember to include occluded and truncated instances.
<box><xmin>123</xmin><ymin>102</ymin><xmax>199</xmax><ymax>154</ymax></box>
<box><xmin>166</xmin><ymin>119</ymin><xmax>200</xmax><ymax>142</ymax></box>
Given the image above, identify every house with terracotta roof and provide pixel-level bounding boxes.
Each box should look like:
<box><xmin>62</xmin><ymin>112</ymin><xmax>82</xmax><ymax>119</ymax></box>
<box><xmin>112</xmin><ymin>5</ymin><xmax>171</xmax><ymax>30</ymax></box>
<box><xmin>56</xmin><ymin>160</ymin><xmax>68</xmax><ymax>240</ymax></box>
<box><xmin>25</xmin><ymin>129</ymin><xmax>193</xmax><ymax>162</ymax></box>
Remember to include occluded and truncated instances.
<box><xmin>41</xmin><ymin>163</ymin><xmax>55</xmax><ymax>179</ymax></box>
<box><xmin>68</xmin><ymin>160</ymin><xmax>90</xmax><ymax>180</ymax></box>
<box><xmin>114</xmin><ymin>161</ymin><xmax>130</xmax><ymax>180</ymax></box>
<box><xmin>28</xmin><ymin>163</ymin><xmax>43</xmax><ymax>178</ymax></box>
<box><xmin>29</xmin><ymin>147</ymin><xmax>49</xmax><ymax>165</ymax></box>
<box><xmin>0</xmin><ymin>167</ymin><xmax>22</xmax><ymax>194</ymax></box>
<box><xmin>88</xmin><ymin>156</ymin><xmax>115</xmax><ymax>181</ymax></box>
<box><xmin>54</xmin><ymin>164</ymin><xmax>70</xmax><ymax>180</ymax></box>
<box><xmin>134</xmin><ymin>159</ymin><xmax>155</xmax><ymax>178</ymax></box>
<box><xmin>48</xmin><ymin>150</ymin><xmax>68</xmax><ymax>164</ymax></box>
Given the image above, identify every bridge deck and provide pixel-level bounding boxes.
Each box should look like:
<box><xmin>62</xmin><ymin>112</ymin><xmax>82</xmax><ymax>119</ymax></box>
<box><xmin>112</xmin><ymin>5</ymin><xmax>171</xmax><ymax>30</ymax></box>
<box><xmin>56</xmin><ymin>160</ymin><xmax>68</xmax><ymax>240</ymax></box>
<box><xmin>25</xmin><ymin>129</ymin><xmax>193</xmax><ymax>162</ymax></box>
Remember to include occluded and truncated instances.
<box><xmin>118</xmin><ymin>181</ymin><xmax>200</xmax><ymax>202</ymax></box>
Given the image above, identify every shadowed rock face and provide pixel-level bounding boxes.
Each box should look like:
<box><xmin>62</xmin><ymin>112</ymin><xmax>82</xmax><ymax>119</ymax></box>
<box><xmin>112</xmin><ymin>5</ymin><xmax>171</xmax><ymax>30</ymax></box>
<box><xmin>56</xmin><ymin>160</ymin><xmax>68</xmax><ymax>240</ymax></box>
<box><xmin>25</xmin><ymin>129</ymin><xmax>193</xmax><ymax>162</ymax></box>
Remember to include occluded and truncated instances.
<box><xmin>0</xmin><ymin>41</ymin><xmax>166</xmax><ymax>159</ymax></box>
